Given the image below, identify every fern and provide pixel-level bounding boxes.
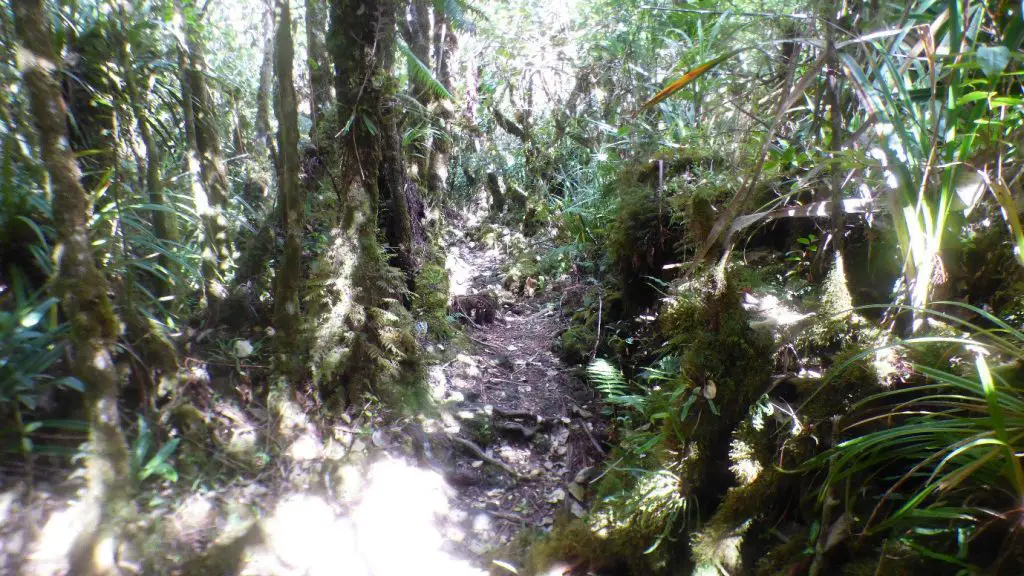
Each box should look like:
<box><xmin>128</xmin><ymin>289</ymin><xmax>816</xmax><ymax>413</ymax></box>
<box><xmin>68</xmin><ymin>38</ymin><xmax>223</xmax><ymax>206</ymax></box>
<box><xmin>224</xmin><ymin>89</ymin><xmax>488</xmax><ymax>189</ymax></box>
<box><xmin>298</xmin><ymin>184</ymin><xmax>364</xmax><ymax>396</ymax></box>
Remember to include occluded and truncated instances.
<box><xmin>432</xmin><ymin>0</ymin><xmax>486</xmax><ymax>32</ymax></box>
<box><xmin>397</xmin><ymin>39</ymin><xmax>453</xmax><ymax>101</ymax></box>
<box><xmin>588</xmin><ymin>358</ymin><xmax>628</xmax><ymax>396</ymax></box>
<box><xmin>588</xmin><ymin>358</ymin><xmax>650</xmax><ymax>413</ymax></box>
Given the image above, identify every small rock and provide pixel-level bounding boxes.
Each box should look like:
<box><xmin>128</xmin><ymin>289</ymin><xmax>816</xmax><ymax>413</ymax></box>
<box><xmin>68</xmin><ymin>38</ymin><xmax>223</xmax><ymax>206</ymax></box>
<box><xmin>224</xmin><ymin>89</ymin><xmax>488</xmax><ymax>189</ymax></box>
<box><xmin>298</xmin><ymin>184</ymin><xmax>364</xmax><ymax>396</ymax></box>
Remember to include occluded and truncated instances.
<box><xmin>573</xmin><ymin>466</ymin><xmax>594</xmax><ymax>484</ymax></box>
<box><xmin>570</xmin><ymin>501</ymin><xmax>587</xmax><ymax>518</ymax></box>
<box><xmin>371</xmin><ymin>430</ymin><xmax>387</xmax><ymax>447</ymax></box>
<box><xmin>571</xmin><ymin>404</ymin><xmax>592</xmax><ymax>418</ymax></box>
<box><xmin>469</xmin><ymin>540</ymin><xmax>489</xmax><ymax>555</ymax></box>
<box><xmin>547</xmin><ymin>488</ymin><xmax>565</xmax><ymax>503</ymax></box>
<box><xmin>567</xmin><ymin>482</ymin><xmax>586</xmax><ymax>502</ymax></box>
<box><xmin>471</xmin><ymin>460</ymin><xmax>483</xmax><ymax>468</ymax></box>
<box><xmin>473</xmin><ymin>514</ymin><xmax>492</xmax><ymax>532</ymax></box>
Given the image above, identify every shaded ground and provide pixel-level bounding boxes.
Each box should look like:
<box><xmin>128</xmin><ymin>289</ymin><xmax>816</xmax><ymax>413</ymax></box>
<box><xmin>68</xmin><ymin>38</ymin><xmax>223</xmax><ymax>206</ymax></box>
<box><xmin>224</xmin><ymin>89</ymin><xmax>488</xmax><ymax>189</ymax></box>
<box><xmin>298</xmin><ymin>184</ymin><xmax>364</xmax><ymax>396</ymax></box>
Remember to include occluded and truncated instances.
<box><xmin>0</xmin><ymin>229</ymin><xmax>609</xmax><ymax>575</ymax></box>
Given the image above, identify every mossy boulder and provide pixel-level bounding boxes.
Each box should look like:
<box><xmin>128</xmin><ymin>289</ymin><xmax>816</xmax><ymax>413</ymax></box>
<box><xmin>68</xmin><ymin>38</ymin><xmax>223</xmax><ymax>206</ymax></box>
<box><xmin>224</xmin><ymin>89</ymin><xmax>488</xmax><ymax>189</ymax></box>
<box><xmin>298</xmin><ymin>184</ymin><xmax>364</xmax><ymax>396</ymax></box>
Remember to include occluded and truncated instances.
<box><xmin>556</xmin><ymin>325</ymin><xmax>597</xmax><ymax>365</ymax></box>
<box><xmin>606</xmin><ymin>172</ymin><xmax>681</xmax><ymax>311</ymax></box>
<box><xmin>503</xmin><ymin>250</ymin><xmax>540</xmax><ymax>293</ymax></box>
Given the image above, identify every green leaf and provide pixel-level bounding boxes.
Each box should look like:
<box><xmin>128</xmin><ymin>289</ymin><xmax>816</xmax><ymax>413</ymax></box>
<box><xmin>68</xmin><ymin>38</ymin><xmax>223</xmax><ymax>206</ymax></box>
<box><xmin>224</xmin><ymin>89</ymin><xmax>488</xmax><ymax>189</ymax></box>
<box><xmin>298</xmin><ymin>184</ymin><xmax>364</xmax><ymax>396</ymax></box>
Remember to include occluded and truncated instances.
<box><xmin>955</xmin><ymin>91</ymin><xmax>992</xmax><ymax>105</ymax></box>
<box><xmin>139</xmin><ymin>438</ymin><xmax>180</xmax><ymax>481</ymax></box>
<box><xmin>975</xmin><ymin>45</ymin><xmax>1010</xmax><ymax>78</ymax></box>
<box><xmin>56</xmin><ymin>376</ymin><xmax>86</xmax><ymax>392</ymax></box>
<box><xmin>990</xmin><ymin>97</ymin><xmax>1024</xmax><ymax>107</ymax></box>
<box><xmin>397</xmin><ymin>38</ymin><xmax>453</xmax><ymax>101</ymax></box>
<box><xmin>679</xmin><ymin>394</ymin><xmax>697</xmax><ymax>421</ymax></box>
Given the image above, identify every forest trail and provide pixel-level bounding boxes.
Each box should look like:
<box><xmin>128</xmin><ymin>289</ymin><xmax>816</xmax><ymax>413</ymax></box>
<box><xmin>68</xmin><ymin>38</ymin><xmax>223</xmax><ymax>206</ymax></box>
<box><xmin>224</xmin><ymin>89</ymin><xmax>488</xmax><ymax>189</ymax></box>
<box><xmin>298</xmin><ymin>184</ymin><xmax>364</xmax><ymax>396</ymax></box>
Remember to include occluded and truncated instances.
<box><xmin>227</xmin><ymin>230</ymin><xmax>610</xmax><ymax>575</ymax></box>
<box><xmin>426</xmin><ymin>231</ymin><xmax>609</xmax><ymax>561</ymax></box>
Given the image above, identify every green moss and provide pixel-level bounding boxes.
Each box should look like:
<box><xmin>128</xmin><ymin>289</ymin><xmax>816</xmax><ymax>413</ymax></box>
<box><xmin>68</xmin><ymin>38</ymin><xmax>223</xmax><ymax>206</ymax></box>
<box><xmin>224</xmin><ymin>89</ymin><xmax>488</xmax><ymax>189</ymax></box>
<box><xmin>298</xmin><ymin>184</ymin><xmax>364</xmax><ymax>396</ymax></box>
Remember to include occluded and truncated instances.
<box><xmin>606</xmin><ymin>172</ymin><xmax>678</xmax><ymax>310</ymax></box>
<box><xmin>557</xmin><ymin>325</ymin><xmax>597</xmax><ymax>365</ymax></box>
<box><xmin>755</xmin><ymin>531</ymin><xmax>809</xmax><ymax>576</ymax></box>
<box><xmin>413</xmin><ymin>260</ymin><xmax>452</xmax><ymax>340</ymax></box>
<box><xmin>659</xmin><ymin>273</ymin><xmax>773</xmax><ymax>455</ymax></box>
<box><xmin>307</xmin><ymin>189</ymin><xmax>425</xmax><ymax>413</ymax></box>
<box><xmin>502</xmin><ymin>250</ymin><xmax>540</xmax><ymax>293</ymax></box>
<box><xmin>798</xmin><ymin>340</ymin><xmax>883</xmax><ymax>425</ymax></box>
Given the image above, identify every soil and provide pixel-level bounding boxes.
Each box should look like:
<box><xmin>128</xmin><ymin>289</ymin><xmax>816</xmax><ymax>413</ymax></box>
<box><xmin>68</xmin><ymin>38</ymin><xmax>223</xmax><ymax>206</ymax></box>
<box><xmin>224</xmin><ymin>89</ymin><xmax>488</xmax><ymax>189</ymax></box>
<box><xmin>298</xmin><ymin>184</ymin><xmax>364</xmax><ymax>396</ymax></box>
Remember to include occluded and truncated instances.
<box><xmin>402</xmin><ymin>231</ymin><xmax>610</xmax><ymax>563</ymax></box>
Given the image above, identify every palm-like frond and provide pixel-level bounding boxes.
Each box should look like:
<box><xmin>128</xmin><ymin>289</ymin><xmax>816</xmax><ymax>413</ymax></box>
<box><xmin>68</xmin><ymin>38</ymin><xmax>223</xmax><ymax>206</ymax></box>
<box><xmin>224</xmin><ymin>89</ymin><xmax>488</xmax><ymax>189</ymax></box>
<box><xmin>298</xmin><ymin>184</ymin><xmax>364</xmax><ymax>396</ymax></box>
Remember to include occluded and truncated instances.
<box><xmin>398</xmin><ymin>38</ymin><xmax>453</xmax><ymax>101</ymax></box>
<box><xmin>433</xmin><ymin>0</ymin><xmax>485</xmax><ymax>32</ymax></box>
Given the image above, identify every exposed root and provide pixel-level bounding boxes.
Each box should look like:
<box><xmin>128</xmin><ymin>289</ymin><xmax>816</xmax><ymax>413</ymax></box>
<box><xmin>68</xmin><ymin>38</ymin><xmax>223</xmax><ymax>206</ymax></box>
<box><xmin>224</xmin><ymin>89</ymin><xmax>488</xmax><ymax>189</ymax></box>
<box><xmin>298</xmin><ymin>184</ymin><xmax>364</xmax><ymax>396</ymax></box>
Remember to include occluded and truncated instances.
<box><xmin>448</xmin><ymin>434</ymin><xmax>522</xmax><ymax>479</ymax></box>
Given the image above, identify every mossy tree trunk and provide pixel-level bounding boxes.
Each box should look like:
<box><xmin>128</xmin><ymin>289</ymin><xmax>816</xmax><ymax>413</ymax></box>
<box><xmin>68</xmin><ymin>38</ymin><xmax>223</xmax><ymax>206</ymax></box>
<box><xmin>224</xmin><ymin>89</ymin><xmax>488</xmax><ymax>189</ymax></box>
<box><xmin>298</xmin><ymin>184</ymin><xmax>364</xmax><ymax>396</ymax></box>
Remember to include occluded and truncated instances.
<box><xmin>176</xmin><ymin>0</ymin><xmax>234</xmax><ymax>306</ymax></box>
<box><xmin>255</xmin><ymin>0</ymin><xmax>276</xmax><ymax>164</ymax></box>
<box><xmin>400</xmin><ymin>0</ymin><xmax>432</xmax><ymax>182</ymax></box>
<box><xmin>273</xmin><ymin>0</ymin><xmax>304</xmax><ymax>351</ymax></box>
<box><xmin>426</xmin><ymin>10</ymin><xmax>457</xmax><ymax>200</ymax></box>
<box><xmin>330</xmin><ymin>0</ymin><xmax>422</xmax><ymax>278</ymax></box>
<box><xmin>319</xmin><ymin>0</ymin><xmax>423</xmax><ymax>407</ymax></box>
<box><xmin>13</xmin><ymin>0</ymin><xmax>133</xmax><ymax>570</ymax></box>
<box><xmin>305</xmin><ymin>0</ymin><xmax>332</xmax><ymax>141</ymax></box>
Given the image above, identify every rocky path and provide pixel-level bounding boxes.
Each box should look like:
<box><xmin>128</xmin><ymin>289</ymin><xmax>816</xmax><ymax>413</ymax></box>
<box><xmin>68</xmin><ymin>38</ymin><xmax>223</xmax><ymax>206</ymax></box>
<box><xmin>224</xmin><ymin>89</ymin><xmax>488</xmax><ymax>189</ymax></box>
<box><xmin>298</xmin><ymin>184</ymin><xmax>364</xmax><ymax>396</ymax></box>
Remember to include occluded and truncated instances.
<box><xmin>416</xmin><ymin>233</ymin><xmax>609</xmax><ymax>565</ymax></box>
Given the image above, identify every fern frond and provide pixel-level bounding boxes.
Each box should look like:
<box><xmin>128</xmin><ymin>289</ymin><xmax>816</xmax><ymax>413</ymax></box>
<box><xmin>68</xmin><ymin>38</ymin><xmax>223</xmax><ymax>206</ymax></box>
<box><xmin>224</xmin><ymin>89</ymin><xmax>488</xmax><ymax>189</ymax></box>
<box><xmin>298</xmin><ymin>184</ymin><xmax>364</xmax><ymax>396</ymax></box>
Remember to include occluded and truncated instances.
<box><xmin>588</xmin><ymin>358</ymin><xmax>628</xmax><ymax>398</ymax></box>
<box><xmin>397</xmin><ymin>39</ymin><xmax>452</xmax><ymax>101</ymax></box>
<box><xmin>433</xmin><ymin>0</ymin><xmax>485</xmax><ymax>32</ymax></box>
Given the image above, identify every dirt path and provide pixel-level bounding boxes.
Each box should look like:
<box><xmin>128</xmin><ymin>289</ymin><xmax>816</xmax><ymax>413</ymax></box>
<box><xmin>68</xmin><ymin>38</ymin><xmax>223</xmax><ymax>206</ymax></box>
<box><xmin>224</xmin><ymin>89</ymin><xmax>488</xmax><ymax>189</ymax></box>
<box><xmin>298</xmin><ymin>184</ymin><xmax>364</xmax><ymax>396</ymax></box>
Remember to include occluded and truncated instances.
<box><xmin>417</xmin><ymin>233</ymin><xmax>609</xmax><ymax>562</ymax></box>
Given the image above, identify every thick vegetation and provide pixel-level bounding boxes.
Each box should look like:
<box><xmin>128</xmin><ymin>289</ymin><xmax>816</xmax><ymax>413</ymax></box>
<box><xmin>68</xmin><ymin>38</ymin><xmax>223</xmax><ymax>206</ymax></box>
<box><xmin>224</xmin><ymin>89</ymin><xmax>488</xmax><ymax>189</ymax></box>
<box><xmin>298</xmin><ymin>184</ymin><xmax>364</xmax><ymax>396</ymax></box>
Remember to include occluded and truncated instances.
<box><xmin>1</xmin><ymin>0</ymin><xmax>1022</xmax><ymax>575</ymax></box>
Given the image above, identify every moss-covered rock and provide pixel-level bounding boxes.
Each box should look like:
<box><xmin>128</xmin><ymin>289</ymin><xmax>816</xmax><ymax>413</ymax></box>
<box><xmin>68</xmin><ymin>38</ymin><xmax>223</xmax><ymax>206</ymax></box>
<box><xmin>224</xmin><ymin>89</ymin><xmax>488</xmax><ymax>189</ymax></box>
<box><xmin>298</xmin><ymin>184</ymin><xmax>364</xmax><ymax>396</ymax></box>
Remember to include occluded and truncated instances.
<box><xmin>657</xmin><ymin>272</ymin><xmax>774</xmax><ymax>499</ymax></box>
<box><xmin>606</xmin><ymin>171</ymin><xmax>680</xmax><ymax>311</ymax></box>
<box><xmin>556</xmin><ymin>325</ymin><xmax>597</xmax><ymax>365</ymax></box>
<box><xmin>502</xmin><ymin>250</ymin><xmax>539</xmax><ymax>294</ymax></box>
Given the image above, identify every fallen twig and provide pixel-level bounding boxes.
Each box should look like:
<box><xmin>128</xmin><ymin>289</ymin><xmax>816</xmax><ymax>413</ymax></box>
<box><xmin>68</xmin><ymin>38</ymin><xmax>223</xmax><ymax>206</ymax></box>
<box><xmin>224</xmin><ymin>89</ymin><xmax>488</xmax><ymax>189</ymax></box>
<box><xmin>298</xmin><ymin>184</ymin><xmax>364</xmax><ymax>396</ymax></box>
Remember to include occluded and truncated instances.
<box><xmin>578</xmin><ymin>419</ymin><xmax>606</xmax><ymax>455</ymax></box>
<box><xmin>468</xmin><ymin>335</ymin><xmax>502</xmax><ymax>351</ymax></box>
<box><xmin>449</xmin><ymin>435</ymin><xmax>521</xmax><ymax>478</ymax></box>
<box><xmin>494</xmin><ymin>421</ymin><xmax>538</xmax><ymax>439</ymax></box>
<box><xmin>486</xmin><ymin>510</ymin><xmax>527</xmax><ymax>524</ymax></box>
<box><xmin>492</xmin><ymin>407</ymin><xmax>539</xmax><ymax>420</ymax></box>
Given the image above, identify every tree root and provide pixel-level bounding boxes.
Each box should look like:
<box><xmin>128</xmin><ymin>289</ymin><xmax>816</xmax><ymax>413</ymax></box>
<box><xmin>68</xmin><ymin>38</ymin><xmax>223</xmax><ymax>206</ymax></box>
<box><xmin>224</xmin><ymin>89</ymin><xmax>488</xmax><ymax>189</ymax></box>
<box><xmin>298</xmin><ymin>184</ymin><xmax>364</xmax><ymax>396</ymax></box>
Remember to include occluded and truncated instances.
<box><xmin>448</xmin><ymin>435</ymin><xmax>521</xmax><ymax>479</ymax></box>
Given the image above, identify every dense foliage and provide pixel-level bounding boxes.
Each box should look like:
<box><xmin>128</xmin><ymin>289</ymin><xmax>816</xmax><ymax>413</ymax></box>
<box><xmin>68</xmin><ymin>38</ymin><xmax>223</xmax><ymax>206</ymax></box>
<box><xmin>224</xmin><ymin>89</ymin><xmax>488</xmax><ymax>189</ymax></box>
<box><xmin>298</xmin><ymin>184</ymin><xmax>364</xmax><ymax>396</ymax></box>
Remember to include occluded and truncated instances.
<box><xmin>1</xmin><ymin>0</ymin><xmax>1022</xmax><ymax>574</ymax></box>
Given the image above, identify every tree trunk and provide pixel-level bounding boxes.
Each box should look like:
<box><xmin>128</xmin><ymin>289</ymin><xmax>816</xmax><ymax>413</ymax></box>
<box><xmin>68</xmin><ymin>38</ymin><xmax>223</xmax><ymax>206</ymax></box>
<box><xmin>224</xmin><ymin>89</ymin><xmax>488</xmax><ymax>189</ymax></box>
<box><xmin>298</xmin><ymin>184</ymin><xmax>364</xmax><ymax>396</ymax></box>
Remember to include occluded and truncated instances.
<box><xmin>255</xmin><ymin>0</ymin><xmax>276</xmax><ymax>164</ymax></box>
<box><xmin>330</xmin><ymin>0</ymin><xmax>421</xmax><ymax>277</ymax></box>
<box><xmin>177</xmin><ymin>0</ymin><xmax>234</xmax><ymax>305</ymax></box>
<box><xmin>305</xmin><ymin>0</ymin><xmax>331</xmax><ymax>140</ymax></box>
<box><xmin>273</xmin><ymin>0</ymin><xmax>304</xmax><ymax>349</ymax></box>
<box><xmin>426</xmin><ymin>12</ymin><xmax>457</xmax><ymax>200</ymax></box>
<box><xmin>13</xmin><ymin>0</ymin><xmax>132</xmax><ymax>571</ymax></box>
<box><xmin>400</xmin><ymin>0</ymin><xmax>433</xmax><ymax>182</ymax></box>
